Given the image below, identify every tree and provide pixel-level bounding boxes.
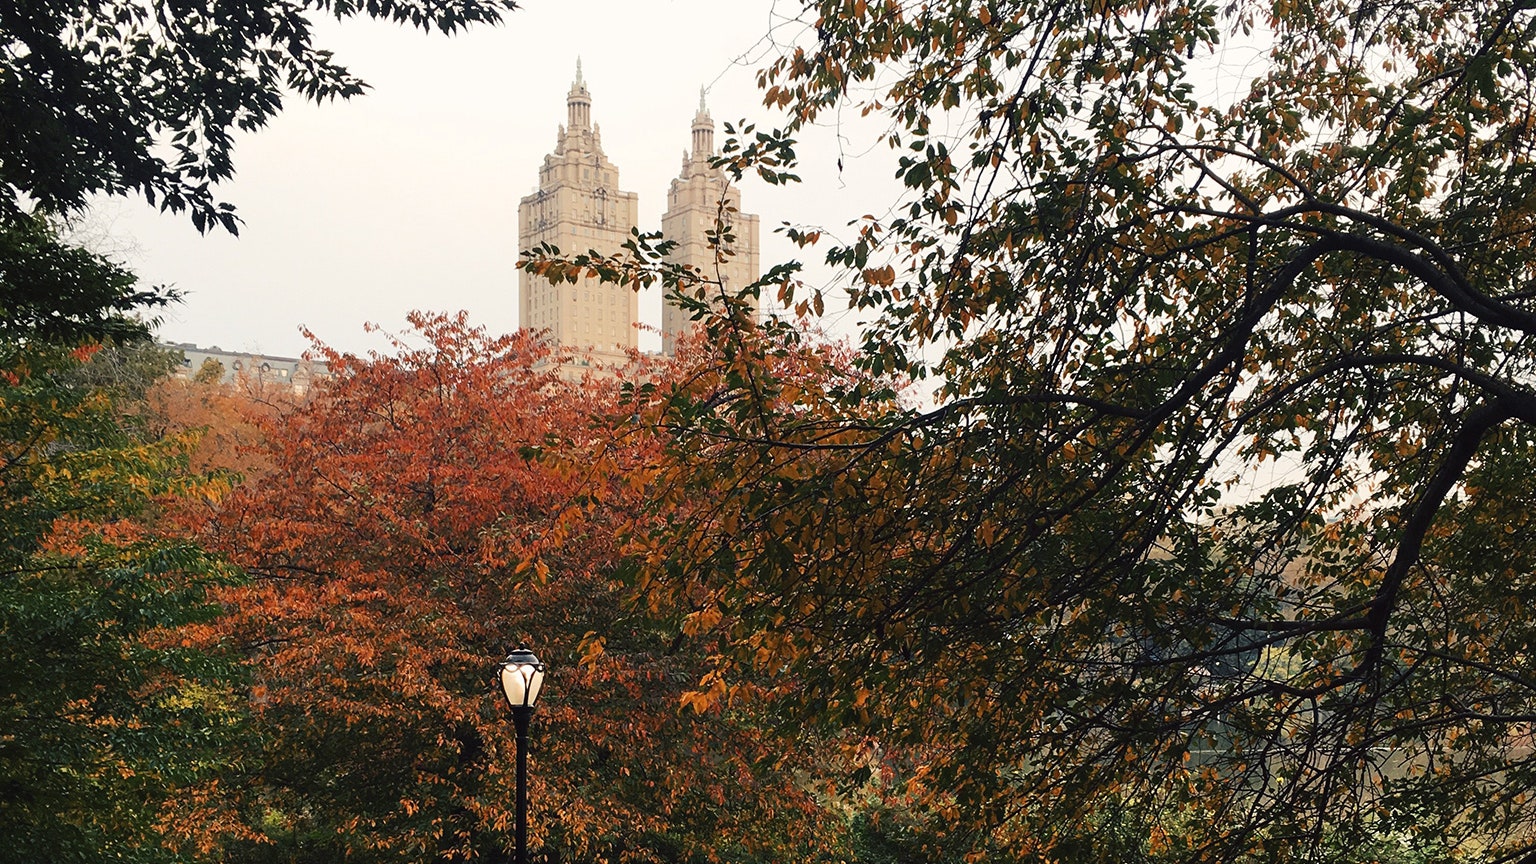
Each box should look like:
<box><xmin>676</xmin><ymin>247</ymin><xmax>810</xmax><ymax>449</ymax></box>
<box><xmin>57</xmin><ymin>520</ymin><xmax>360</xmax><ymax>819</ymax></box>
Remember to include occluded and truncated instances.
<box><xmin>622</xmin><ymin>0</ymin><xmax>1536</xmax><ymax>860</ymax></box>
<box><xmin>0</xmin><ymin>214</ymin><xmax>177</xmax><ymax>344</ymax></box>
<box><xmin>194</xmin><ymin>312</ymin><xmax>843</xmax><ymax>863</ymax></box>
<box><xmin>1</xmin><ymin>0</ymin><xmax>517</xmax><ymax>232</ymax></box>
<box><xmin>0</xmin><ymin>342</ymin><xmax>248</xmax><ymax>863</ymax></box>
<box><xmin>0</xmin><ymin>211</ymin><xmax>249</xmax><ymax>861</ymax></box>
<box><xmin>138</xmin><ymin>360</ymin><xmax>302</xmax><ymax>482</ymax></box>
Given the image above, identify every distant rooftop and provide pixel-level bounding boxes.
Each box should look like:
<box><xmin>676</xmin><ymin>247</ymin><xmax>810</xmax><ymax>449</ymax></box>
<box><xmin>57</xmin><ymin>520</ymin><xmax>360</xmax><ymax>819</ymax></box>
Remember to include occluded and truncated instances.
<box><xmin>160</xmin><ymin>342</ymin><xmax>329</xmax><ymax>392</ymax></box>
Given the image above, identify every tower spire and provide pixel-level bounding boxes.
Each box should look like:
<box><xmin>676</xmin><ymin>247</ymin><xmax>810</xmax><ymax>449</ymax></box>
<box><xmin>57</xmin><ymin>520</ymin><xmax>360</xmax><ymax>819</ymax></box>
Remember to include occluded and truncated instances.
<box><xmin>691</xmin><ymin>85</ymin><xmax>714</xmax><ymax>161</ymax></box>
<box><xmin>567</xmin><ymin>58</ymin><xmax>591</xmax><ymax>131</ymax></box>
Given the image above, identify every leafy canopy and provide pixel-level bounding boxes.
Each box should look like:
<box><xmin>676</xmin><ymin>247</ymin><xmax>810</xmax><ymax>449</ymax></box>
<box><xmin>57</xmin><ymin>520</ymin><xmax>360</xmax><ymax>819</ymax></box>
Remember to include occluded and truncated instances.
<box><xmin>0</xmin><ymin>342</ymin><xmax>246</xmax><ymax>864</ymax></box>
<box><xmin>629</xmin><ymin>0</ymin><xmax>1536</xmax><ymax>860</ymax></box>
<box><xmin>193</xmin><ymin>313</ymin><xmax>845</xmax><ymax>864</ymax></box>
<box><xmin>0</xmin><ymin>214</ymin><xmax>177</xmax><ymax>346</ymax></box>
<box><xmin>0</xmin><ymin>0</ymin><xmax>517</xmax><ymax>232</ymax></box>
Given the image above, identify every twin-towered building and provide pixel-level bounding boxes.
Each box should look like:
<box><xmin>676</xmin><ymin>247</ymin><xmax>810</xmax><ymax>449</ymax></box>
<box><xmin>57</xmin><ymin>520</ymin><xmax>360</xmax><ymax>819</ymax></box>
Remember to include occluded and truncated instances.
<box><xmin>517</xmin><ymin>62</ymin><xmax>760</xmax><ymax>366</ymax></box>
<box><xmin>170</xmin><ymin>66</ymin><xmax>751</xmax><ymax>382</ymax></box>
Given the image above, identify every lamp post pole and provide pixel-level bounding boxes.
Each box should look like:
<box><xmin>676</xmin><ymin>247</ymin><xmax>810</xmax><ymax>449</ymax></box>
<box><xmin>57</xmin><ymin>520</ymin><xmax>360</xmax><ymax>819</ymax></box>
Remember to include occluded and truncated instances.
<box><xmin>513</xmin><ymin>705</ymin><xmax>530</xmax><ymax>864</ymax></box>
<box><xmin>497</xmin><ymin>646</ymin><xmax>545</xmax><ymax>864</ymax></box>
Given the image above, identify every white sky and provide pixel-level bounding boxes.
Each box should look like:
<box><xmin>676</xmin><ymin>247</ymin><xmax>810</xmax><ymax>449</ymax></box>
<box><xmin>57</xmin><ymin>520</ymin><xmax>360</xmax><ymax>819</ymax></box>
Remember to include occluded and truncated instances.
<box><xmin>77</xmin><ymin>0</ymin><xmax>902</xmax><ymax>359</ymax></box>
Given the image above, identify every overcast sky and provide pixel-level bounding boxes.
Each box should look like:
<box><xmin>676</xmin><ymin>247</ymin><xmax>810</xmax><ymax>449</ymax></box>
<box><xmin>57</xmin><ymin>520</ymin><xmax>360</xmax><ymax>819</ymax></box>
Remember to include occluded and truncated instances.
<box><xmin>75</xmin><ymin>0</ymin><xmax>904</xmax><ymax>359</ymax></box>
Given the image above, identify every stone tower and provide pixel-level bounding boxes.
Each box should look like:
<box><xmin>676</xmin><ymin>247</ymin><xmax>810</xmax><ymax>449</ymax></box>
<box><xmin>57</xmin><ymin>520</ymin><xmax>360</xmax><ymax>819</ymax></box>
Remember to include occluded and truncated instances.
<box><xmin>659</xmin><ymin>88</ymin><xmax>761</xmax><ymax>356</ymax></box>
<box><xmin>518</xmin><ymin>60</ymin><xmax>642</xmax><ymax>368</ymax></box>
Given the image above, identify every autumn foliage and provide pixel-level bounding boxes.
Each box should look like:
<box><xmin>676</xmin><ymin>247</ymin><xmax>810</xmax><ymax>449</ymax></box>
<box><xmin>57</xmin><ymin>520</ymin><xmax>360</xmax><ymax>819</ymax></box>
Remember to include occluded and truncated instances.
<box><xmin>611</xmin><ymin>0</ymin><xmax>1536</xmax><ymax>860</ymax></box>
<box><xmin>186</xmin><ymin>312</ymin><xmax>840</xmax><ymax>863</ymax></box>
<box><xmin>0</xmin><ymin>343</ymin><xmax>245</xmax><ymax>863</ymax></box>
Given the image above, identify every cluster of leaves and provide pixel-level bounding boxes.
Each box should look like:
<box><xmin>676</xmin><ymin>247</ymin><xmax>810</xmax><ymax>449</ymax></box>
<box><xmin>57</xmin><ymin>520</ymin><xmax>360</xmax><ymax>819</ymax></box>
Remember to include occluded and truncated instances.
<box><xmin>0</xmin><ymin>215</ymin><xmax>177</xmax><ymax>345</ymax></box>
<box><xmin>624</xmin><ymin>0</ymin><xmax>1536</xmax><ymax>860</ymax></box>
<box><xmin>0</xmin><ymin>341</ymin><xmax>247</xmax><ymax>863</ymax></box>
<box><xmin>182</xmin><ymin>312</ymin><xmax>844</xmax><ymax>864</ymax></box>
<box><xmin>1</xmin><ymin>0</ymin><xmax>518</xmax><ymax>231</ymax></box>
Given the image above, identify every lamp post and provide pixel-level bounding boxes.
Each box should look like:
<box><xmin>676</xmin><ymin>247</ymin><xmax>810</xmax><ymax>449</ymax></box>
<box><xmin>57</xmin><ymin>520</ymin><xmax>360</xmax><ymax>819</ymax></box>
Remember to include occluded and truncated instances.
<box><xmin>497</xmin><ymin>646</ymin><xmax>545</xmax><ymax>864</ymax></box>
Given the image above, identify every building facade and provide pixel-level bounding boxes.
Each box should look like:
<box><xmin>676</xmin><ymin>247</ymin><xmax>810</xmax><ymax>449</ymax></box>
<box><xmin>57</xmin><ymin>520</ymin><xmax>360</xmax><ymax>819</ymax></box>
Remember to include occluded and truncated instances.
<box><xmin>660</xmin><ymin>91</ymin><xmax>761</xmax><ymax>356</ymax></box>
<box><xmin>163</xmin><ymin>342</ymin><xmax>329</xmax><ymax>396</ymax></box>
<box><xmin>517</xmin><ymin>62</ymin><xmax>642</xmax><ymax>369</ymax></box>
<box><xmin>518</xmin><ymin>64</ymin><xmax>759</xmax><ymax>366</ymax></box>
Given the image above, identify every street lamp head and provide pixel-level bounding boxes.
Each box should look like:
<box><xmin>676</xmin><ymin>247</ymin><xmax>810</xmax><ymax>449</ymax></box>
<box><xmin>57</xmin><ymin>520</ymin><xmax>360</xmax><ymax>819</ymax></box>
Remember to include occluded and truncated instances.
<box><xmin>498</xmin><ymin>645</ymin><xmax>545</xmax><ymax>710</ymax></box>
